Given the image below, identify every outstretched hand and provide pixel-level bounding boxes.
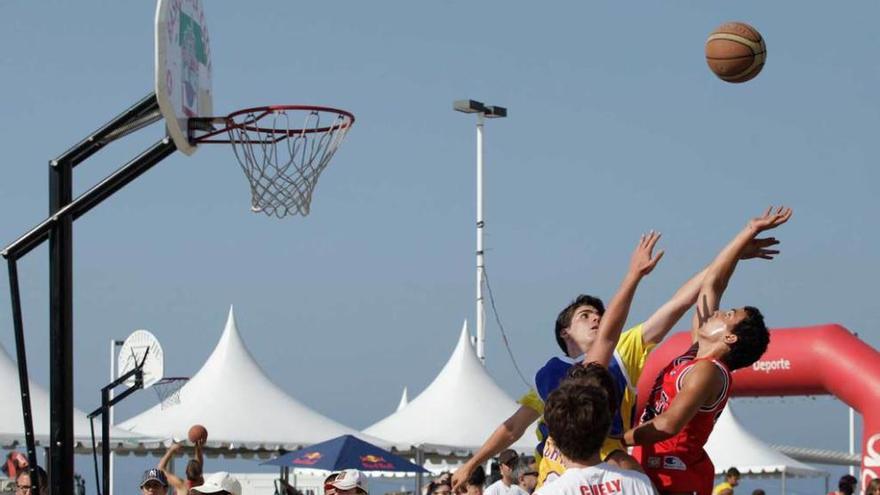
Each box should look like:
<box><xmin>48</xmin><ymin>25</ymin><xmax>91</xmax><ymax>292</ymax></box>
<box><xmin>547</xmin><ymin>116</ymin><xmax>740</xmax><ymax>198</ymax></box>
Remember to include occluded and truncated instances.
<box><xmin>451</xmin><ymin>467</ymin><xmax>471</xmax><ymax>494</ymax></box>
<box><xmin>749</xmin><ymin>206</ymin><xmax>793</xmax><ymax>233</ymax></box>
<box><xmin>740</xmin><ymin>237</ymin><xmax>780</xmax><ymax>260</ymax></box>
<box><xmin>629</xmin><ymin>230</ymin><xmax>665</xmax><ymax>277</ymax></box>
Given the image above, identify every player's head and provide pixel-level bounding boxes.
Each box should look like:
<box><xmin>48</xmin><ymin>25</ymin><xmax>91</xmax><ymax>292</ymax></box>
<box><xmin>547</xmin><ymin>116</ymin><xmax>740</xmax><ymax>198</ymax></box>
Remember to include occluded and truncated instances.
<box><xmin>565</xmin><ymin>362</ymin><xmax>618</xmax><ymax>415</ymax></box>
<box><xmin>543</xmin><ymin>377</ymin><xmax>612</xmax><ymax>463</ymax></box>
<box><xmin>839</xmin><ymin>475</ymin><xmax>858</xmax><ymax>495</ymax></box>
<box><xmin>724</xmin><ymin>467</ymin><xmax>741</xmax><ymax>486</ymax></box>
<box><xmin>186</xmin><ymin>459</ymin><xmax>203</xmax><ymax>484</ymax></box>
<box><xmin>698</xmin><ymin>306</ymin><xmax>769</xmax><ymax>370</ymax></box>
<box><xmin>555</xmin><ymin>295</ymin><xmax>605</xmax><ymax>356</ymax></box>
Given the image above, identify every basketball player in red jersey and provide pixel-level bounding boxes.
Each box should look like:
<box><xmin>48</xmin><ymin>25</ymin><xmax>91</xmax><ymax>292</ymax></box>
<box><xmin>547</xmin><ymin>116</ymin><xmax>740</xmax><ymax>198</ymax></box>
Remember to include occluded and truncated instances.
<box><xmin>623</xmin><ymin>206</ymin><xmax>793</xmax><ymax>495</ymax></box>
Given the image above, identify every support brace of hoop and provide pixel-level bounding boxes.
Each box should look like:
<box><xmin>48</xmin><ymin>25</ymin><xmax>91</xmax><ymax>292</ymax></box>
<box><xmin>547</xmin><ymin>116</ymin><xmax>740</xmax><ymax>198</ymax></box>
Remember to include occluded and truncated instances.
<box><xmin>88</xmin><ymin>351</ymin><xmax>147</xmax><ymax>495</ymax></box>
<box><xmin>1</xmin><ymin>92</ymin><xmax>175</xmax><ymax>495</ymax></box>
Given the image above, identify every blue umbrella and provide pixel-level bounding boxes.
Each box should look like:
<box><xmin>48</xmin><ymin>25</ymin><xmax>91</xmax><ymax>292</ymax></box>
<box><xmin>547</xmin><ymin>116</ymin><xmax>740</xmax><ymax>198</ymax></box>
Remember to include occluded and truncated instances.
<box><xmin>262</xmin><ymin>435</ymin><xmax>428</xmax><ymax>473</ymax></box>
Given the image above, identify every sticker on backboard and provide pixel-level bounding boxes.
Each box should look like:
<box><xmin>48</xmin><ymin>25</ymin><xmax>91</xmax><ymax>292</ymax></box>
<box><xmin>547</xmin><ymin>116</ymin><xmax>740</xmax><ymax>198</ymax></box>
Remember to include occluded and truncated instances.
<box><xmin>155</xmin><ymin>0</ymin><xmax>212</xmax><ymax>155</ymax></box>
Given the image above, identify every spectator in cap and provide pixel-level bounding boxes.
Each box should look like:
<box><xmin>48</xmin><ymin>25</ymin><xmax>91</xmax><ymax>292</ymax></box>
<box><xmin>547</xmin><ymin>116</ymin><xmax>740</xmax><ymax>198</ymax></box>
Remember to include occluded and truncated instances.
<box><xmin>828</xmin><ymin>475</ymin><xmax>858</xmax><ymax>495</ymax></box>
<box><xmin>191</xmin><ymin>472</ymin><xmax>242</xmax><ymax>495</ymax></box>
<box><xmin>140</xmin><ymin>468</ymin><xmax>169</xmax><ymax>495</ymax></box>
<box><xmin>751</xmin><ymin>490</ymin><xmax>765</xmax><ymax>495</ymax></box>
<box><xmin>484</xmin><ymin>450</ymin><xmax>528</xmax><ymax>495</ymax></box>
<box><xmin>325</xmin><ymin>469</ymin><xmax>368</xmax><ymax>495</ymax></box>
<box><xmin>15</xmin><ymin>466</ymin><xmax>48</xmax><ymax>495</ymax></box>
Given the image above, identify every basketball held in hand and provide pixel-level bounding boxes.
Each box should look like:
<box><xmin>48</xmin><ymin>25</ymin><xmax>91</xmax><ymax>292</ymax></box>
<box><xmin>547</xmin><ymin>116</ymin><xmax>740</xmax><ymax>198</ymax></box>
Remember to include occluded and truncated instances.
<box><xmin>705</xmin><ymin>22</ymin><xmax>766</xmax><ymax>83</ymax></box>
<box><xmin>188</xmin><ymin>424</ymin><xmax>208</xmax><ymax>444</ymax></box>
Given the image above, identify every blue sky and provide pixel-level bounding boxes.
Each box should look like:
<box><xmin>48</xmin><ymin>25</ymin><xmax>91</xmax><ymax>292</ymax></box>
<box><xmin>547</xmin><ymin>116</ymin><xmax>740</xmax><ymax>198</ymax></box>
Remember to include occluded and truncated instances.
<box><xmin>2</xmin><ymin>1</ymin><xmax>878</xmax><ymax>494</ymax></box>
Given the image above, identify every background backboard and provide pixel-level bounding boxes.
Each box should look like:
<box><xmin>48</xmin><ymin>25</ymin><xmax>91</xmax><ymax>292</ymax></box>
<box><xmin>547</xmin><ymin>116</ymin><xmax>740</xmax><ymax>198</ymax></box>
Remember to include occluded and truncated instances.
<box><xmin>155</xmin><ymin>0</ymin><xmax>213</xmax><ymax>155</ymax></box>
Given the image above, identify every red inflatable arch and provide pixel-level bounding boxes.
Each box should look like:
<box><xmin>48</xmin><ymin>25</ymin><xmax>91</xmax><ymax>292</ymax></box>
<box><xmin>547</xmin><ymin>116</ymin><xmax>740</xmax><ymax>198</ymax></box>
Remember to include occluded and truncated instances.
<box><xmin>636</xmin><ymin>324</ymin><xmax>880</xmax><ymax>487</ymax></box>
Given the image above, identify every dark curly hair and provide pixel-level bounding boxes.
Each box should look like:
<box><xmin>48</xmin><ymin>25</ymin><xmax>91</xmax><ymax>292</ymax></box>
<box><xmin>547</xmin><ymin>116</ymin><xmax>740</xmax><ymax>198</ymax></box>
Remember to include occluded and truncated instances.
<box><xmin>466</xmin><ymin>465</ymin><xmax>486</xmax><ymax>488</ymax></box>
<box><xmin>554</xmin><ymin>295</ymin><xmax>605</xmax><ymax>354</ymax></box>
<box><xmin>565</xmin><ymin>362</ymin><xmax>618</xmax><ymax>415</ymax></box>
<box><xmin>543</xmin><ymin>380</ymin><xmax>611</xmax><ymax>463</ymax></box>
<box><xmin>724</xmin><ymin>306</ymin><xmax>770</xmax><ymax>370</ymax></box>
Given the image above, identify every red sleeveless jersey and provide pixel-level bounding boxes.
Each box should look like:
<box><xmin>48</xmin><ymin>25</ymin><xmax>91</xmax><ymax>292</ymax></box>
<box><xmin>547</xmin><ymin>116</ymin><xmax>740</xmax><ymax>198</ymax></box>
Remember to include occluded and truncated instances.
<box><xmin>636</xmin><ymin>343</ymin><xmax>731</xmax><ymax>469</ymax></box>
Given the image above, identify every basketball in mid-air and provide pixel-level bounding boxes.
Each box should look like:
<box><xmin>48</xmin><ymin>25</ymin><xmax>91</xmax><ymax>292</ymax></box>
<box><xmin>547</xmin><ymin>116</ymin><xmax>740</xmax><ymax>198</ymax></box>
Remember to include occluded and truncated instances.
<box><xmin>705</xmin><ymin>22</ymin><xmax>766</xmax><ymax>83</ymax></box>
<box><xmin>188</xmin><ymin>424</ymin><xmax>208</xmax><ymax>444</ymax></box>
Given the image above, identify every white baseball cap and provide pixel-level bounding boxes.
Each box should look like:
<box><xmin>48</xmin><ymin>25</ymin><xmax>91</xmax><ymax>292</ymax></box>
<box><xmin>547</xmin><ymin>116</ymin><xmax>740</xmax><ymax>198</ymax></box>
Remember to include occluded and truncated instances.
<box><xmin>328</xmin><ymin>469</ymin><xmax>368</xmax><ymax>494</ymax></box>
<box><xmin>191</xmin><ymin>472</ymin><xmax>242</xmax><ymax>495</ymax></box>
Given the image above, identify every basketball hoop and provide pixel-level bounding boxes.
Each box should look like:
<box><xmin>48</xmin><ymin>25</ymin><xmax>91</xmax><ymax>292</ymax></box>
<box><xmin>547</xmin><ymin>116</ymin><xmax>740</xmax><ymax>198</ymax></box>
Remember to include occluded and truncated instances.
<box><xmin>190</xmin><ymin>106</ymin><xmax>355</xmax><ymax>218</ymax></box>
<box><xmin>152</xmin><ymin>376</ymin><xmax>189</xmax><ymax>409</ymax></box>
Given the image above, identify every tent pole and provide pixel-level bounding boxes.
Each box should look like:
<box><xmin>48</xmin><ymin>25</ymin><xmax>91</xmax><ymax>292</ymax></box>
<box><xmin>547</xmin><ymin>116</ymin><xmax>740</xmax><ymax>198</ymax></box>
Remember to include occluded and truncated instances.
<box><xmin>781</xmin><ymin>471</ymin><xmax>786</xmax><ymax>495</ymax></box>
<box><xmin>414</xmin><ymin>447</ymin><xmax>424</xmax><ymax>495</ymax></box>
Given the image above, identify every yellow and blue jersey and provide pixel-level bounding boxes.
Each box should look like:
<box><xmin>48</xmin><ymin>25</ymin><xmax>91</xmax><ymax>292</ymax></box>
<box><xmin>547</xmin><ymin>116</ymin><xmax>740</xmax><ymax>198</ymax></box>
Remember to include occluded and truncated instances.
<box><xmin>518</xmin><ymin>324</ymin><xmax>655</xmax><ymax>487</ymax></box>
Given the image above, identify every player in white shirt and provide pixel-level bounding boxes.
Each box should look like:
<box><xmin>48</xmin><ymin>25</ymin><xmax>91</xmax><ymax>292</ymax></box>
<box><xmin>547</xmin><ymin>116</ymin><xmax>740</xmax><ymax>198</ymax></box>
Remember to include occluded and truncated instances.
<box><xmin>535</xmin><ymin>365</ymin><xmax>655</xmax><ymax>495</ymax></box>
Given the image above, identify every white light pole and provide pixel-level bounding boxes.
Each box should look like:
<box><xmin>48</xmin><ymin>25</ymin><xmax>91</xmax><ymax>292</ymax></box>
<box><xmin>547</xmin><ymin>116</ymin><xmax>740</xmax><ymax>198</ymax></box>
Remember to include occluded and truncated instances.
<box><xmin>849</xmin><ymin>406</ymin><xmax>856</xmax><ymax>476</ymax></box>
<box><xmin>454</xmin><ymin>99</ymin><xmax>507</xmax><ymax>364</ymax></box>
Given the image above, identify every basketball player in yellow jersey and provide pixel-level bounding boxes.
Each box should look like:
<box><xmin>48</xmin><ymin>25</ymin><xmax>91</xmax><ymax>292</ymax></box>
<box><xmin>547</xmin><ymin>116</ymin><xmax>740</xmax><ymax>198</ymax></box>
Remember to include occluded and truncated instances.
<box><xmin>451</xmin><ymin>225</ymin><xmax>780</xmax><ymax>491</ymax></box>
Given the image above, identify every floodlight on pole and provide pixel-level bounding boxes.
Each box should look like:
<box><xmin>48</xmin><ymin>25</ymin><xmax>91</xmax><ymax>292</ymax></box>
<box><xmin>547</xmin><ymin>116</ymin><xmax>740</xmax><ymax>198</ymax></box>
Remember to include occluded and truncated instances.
<box><xmin>453</xmin><ymin>99</ymin><xmax>507</xmax><ymax>364</ymax></box>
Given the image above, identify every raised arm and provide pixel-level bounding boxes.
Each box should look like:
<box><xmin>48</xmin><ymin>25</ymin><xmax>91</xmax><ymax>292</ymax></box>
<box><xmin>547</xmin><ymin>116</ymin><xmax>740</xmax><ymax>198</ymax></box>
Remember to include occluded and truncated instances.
<box><xmin>641</xmin><ymin>266</ymin><xmax>707</xmax><ymax>346</ymax></box>
<box><xmin>690</xmin><ymin>207</ymin><xmax>792</xmax><ymax>340</ymax></box>
<box><xmin>624</xmin><ymin>360</ymin><xmax>724</xmax><ymax>446</ymax></box>
<box><xmin>157</xmin><ymin>443</ymin><xmax>187</xmax><ymax>494</ymax></box>
<box><xmin>643</xmin><ymin>233</ymin><xmax>781</xmax><ymax>346</ymax></box>
<box><xmin>194</xmin><ymin>439</ymin><xmax>204</xmax><ymax>470</ymax></box>
<box><xmin>585</xmin><ymin>231</ymin><xmax>664</xmax><ymax>367</ymax></box>
<box><xmin>451</xmin><ymin>405</ymin><xmax>540</xmax><ymax>492</ymax></box>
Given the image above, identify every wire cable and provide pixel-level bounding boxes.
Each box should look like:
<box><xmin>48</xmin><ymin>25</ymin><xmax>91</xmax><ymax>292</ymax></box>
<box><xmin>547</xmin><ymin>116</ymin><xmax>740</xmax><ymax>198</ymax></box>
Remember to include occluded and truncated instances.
<box><xmin>481</xmin><ymin>265</ymin><xmax>534</xmax><ymax>391</ymax></box>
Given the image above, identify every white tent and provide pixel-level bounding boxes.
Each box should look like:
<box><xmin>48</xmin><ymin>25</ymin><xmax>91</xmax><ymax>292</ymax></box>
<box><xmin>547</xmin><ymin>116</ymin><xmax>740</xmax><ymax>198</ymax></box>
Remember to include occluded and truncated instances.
<box><xmin>118</xmin><ymin>307</ymin><xmax>394</xmax><ymax>454</ymax></box>
<box><xmin>706</xmin><ymin>403</ymin><xmax>826</xmax><ymax>494</ymax></box>
<box><xmin>0</xmin><ymin>343</ymin><xmax>149</xmax><ymax>450</ymax></box>
<box><xmin>364</xmin><ymin>321</ymin><xmax>537</xmax><ymax>454</ymax></box>
<box><xmin>396</xmin><ymin>387</ymin><xmax>409</xmax><ymax>412</ymax></box>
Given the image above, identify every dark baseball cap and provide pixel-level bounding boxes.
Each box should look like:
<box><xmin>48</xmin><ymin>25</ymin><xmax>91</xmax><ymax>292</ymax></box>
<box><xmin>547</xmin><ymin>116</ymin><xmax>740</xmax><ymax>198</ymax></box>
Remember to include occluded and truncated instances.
<box><xmin>498</xmin><ymin>449</ymin><xmax>518</xmax><ymax>466</ymax></box>
<box><xmin>141</xmin><ymin>468</ymin><xmax>169</xmax><ymax>487</ymax></box>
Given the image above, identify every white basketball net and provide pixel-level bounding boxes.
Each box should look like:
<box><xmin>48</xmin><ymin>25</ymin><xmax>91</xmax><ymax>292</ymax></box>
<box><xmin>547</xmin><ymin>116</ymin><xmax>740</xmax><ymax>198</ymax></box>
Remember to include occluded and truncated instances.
<box><xmin>225</xmin><ymin>108</ymin><xmax>353</xmax><ymax>218</ymax></box>
<box><xmin>152</xmin><ymin>377</ymin><xmax>189</xmax><ymax>409</ymax></box>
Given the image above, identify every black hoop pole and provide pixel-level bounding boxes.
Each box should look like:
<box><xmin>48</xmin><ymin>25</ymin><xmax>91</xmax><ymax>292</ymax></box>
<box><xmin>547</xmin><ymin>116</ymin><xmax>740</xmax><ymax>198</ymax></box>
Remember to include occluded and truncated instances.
<box><xmin>7</xmin><ymin>259</ymin><xmax>40</xmax><ymax>494</ymax></box>
<box><xmin>0</xmin><ymin>92</ymin><xmax>176</xmax><ymax>495</ymax></box>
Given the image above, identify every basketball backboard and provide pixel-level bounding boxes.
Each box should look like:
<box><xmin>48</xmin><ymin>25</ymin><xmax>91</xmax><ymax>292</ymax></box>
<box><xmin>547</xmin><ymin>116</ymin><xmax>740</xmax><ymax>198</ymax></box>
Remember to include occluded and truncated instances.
<box><xmin>155</xmin><ymin>0</ymin><xmax>213</xmax><ymax>155</ymax></box>
<box><xmin>118</xmin><ymin>329</ymin><xmax>164</xmax><ymax>388</ymax></box>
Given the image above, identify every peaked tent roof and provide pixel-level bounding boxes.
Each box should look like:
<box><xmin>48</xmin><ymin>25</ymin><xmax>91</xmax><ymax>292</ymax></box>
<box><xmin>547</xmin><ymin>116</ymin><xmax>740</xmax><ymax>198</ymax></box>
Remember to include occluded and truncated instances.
<box><xmin>706</xmin><ymin>403</ymin><xmax>825</xmax><ymax>477</ymax></box>
<box><xmin>364</xmin><ymin>321</ymin><xmax>536</xmax><ymax>453</ymax></box>
<box><xmin>0</xmin><ymin>343</ymin><xmax>149</xmax><ymax>450</ymax></box>
<box><xmin>119</xmin><ymin>307</ymin><xmax>394</xmax><ymax>452</ymax></box>
<box><xmin>396</xmin><ymin>387</ymin><xmax>409</xmax><ymax>412</ymax></box>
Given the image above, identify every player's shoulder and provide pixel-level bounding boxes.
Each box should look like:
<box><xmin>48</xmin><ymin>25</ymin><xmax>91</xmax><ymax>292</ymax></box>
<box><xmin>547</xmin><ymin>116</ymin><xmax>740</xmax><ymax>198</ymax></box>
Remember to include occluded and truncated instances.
<box><xmin>535</xmin><ymin>356</ymin><xmax>574</xmax><ymax>383</ymax></box>
<box><xmin>607</xmin><ymin>466</ymin><xmax>654</xmax><ymax>493</ymax></box>
<box><xmin>533</xmin><ymin>470</ymin><xmax>574</xmax><ymax>495</ymax></box>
